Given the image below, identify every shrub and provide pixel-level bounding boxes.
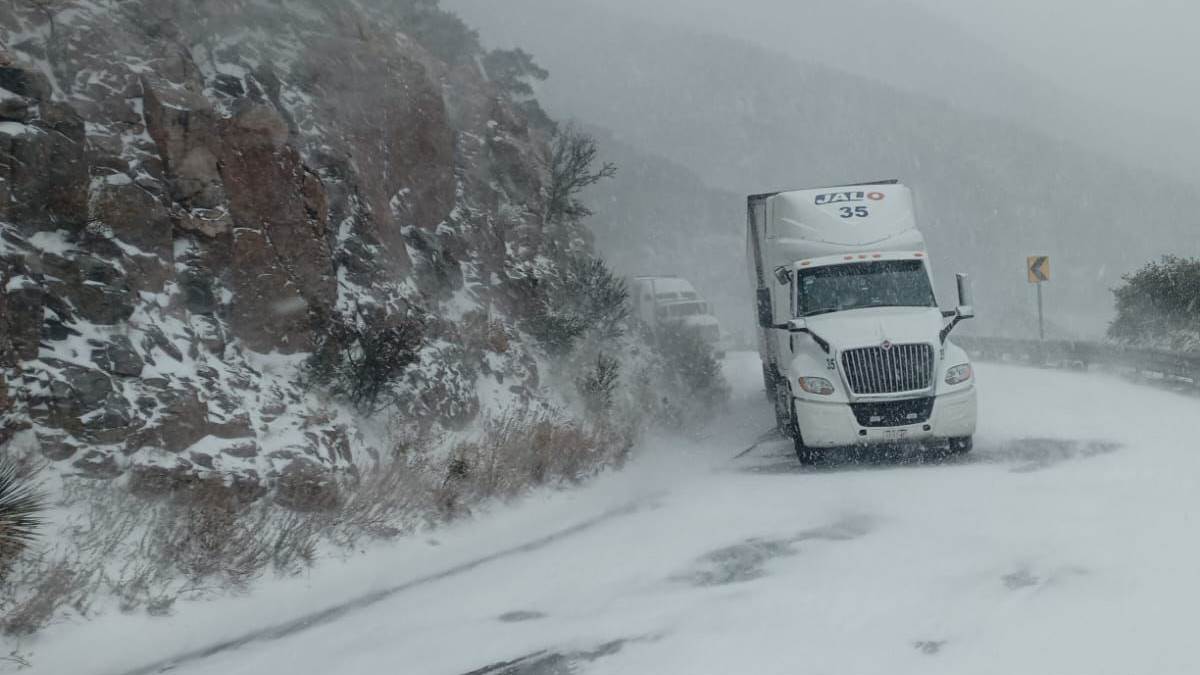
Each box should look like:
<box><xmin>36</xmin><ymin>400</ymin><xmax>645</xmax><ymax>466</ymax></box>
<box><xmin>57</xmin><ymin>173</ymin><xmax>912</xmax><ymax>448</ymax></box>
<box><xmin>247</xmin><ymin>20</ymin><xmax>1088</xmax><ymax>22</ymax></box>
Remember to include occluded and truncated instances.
<box><xmin>543</xmin><ymin>125</ymin><xmax>616</xmax><ymax>228</ymax></box>
<box><xmin>435</xmin><ymin>406</ymin><xmax>626</xmax><ymax>518</ymax></box>
<box><xmin>521</xmin><ymin>254</ymin><xmax>629</xmax><ymax>355</ymax></box>
<box><xmin>1</xmin><ymin>560</ymin><xmax>78</xmax><ymax>637</ymax></box>
<box><xmin>577</xmin><ymin>353</ymin><xmax>620</xmax><ymax>416</ymax></box>
<box><xmin>305</xmin><ymin>305</ymin><xmax>426</xmax><ymax>413</ymax></box>
<box><xmin>649</xmin><ymin>322</ymin><xmax>730</xmax><ymax>420</ymax></box>
<box><xmin>1109</xmin><ymin>255</ymin><xmax>1200</xmax><ymax>350</ymax></box>
<box><xmin>482</xmin><ymin>48</ymin><xmax>548</xmax><ymax>97</ymax></box>
<box><xmin>482</xmin><ymin>48</ymin><xmax>557</xmax><ymax>134</ymax></box>
<box><xmin>0</xmin><ymin>456</ymin><xmax>43</xmax><ymax>572</ymax></box>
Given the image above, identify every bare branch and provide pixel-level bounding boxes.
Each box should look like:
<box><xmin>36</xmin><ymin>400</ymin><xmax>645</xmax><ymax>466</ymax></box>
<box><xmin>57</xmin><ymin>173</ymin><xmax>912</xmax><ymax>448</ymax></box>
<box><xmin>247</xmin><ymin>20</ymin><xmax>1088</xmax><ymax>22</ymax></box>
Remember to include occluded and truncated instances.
<box><xmin>543</xmin><ymin>124</ymin><xmax>617</xmax><ymax>227</ymax></box>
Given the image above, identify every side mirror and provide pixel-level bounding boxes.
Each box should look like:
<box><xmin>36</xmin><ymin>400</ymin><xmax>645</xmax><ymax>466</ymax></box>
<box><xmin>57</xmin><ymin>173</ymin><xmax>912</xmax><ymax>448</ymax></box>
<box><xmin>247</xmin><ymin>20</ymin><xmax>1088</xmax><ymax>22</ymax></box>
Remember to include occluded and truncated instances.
<box><xmin>955</xmin><ymin>273</ymin><xmax>975</xmax><ymax>319</ymax></box>
<box><xmin>940</xmin><ymin>273</ymin><xmax>976</xmax><ymax>343</ymax></box>
<box><xmin>773</xmin><ymin>266</ymin><xmax>792</xmax><ymax>285</ymax></box>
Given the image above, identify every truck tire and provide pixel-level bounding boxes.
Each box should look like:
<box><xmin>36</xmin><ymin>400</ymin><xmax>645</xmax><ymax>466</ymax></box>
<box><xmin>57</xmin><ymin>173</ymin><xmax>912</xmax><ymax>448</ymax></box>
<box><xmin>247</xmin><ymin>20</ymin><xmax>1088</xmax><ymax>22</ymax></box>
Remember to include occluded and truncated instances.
<box><xmin>788</xmin><ymin>397</ymin><xmax>821</xmax><ymax>466</ymax></box>
<box><xmin>948</xmin><ymin>436</ymin><xmax>973</xmax><ymax>454</ymax></box>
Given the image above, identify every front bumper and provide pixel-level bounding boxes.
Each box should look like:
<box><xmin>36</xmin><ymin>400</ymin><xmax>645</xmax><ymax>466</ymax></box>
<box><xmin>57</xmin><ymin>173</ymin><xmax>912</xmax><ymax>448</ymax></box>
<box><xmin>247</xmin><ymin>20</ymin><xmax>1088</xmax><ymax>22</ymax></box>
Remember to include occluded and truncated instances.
<box><xmin>793</xmin><ymin>386</ymin><xmax>977</xmax><ymax>448</ymax></box>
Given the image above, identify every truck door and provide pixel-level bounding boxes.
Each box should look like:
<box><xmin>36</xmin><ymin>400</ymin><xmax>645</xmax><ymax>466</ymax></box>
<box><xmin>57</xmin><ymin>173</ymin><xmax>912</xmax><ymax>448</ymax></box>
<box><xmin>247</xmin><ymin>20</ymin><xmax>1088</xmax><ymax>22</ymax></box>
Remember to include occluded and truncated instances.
<box><xmin>773</xmin><ymin>270</ymin><xmax>793</xmax><ymax>375</ymax></box>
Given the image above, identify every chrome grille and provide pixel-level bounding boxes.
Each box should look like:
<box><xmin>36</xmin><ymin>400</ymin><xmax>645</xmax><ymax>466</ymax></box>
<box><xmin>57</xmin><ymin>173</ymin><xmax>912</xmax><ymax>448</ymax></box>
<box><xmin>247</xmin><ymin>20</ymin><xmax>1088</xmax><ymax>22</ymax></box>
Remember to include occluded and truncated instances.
<box><xmin>841</xmin><ymin>343</ymin><xmax>935</xmax><ymax>395</ymax></box>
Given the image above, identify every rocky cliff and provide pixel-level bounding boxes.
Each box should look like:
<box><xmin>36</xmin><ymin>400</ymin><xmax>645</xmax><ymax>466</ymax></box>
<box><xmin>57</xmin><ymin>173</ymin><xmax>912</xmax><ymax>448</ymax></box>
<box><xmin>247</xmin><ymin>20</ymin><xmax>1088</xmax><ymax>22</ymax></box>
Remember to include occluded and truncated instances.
<box><xmin>0</xmin><ymin>0</ymin><xmax>567</xmax><ymax>495</ymax></box>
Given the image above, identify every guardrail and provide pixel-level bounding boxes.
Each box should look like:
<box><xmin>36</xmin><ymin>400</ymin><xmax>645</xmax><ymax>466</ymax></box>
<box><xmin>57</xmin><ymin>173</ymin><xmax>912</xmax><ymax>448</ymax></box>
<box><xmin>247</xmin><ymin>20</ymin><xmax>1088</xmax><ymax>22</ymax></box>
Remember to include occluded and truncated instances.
<box><xmin>955</xmin><ymin>336</ymin><xmax>1200</xmax><ymax>386</ymax></box>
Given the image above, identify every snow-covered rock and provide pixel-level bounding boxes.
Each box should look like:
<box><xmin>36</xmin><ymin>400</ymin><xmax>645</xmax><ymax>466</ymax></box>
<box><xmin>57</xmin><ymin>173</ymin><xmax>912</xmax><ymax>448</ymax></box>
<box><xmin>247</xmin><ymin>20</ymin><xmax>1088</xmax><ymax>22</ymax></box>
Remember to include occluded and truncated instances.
<box><xmin>0</xmin><ymin>0</ymin><xmax>567</xmax><ymax>494</ymax></box>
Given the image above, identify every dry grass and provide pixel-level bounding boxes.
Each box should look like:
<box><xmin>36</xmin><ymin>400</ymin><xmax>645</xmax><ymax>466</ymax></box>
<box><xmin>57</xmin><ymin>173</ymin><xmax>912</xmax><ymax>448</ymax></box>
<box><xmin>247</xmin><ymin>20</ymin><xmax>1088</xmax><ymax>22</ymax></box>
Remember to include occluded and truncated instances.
<box><xmin>436</xmin><ymin>407</ymin><xmax>631</xmax><ymax>518</ymax></box>
<box><xmin>0</xmin><ymin>477</ymin><xmax>330</xmax><ymax>636</ymax></box>
<box><xmin>0</xmin><ymin>402</ymin><xmax>631</xmax><ymax>639</ymax></box>
<box><xmin>328</xmin><ymin>453</ymin><xmax>431</xmax><ymax>546</ymax></box>
<box><xmin>2</xmin><ymin>558</ymin><xmax>80</xmax><ymax>637</ymax></box>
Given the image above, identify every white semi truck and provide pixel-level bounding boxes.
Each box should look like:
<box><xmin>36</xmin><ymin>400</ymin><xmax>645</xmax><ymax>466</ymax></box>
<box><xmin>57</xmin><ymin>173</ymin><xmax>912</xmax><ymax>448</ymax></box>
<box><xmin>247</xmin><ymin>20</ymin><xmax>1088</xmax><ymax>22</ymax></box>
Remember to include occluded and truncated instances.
<box><xmin>631</xmin><ymin>276</ymin><xmax>723</xmax><ymax>353</ymax></box>
<box><xmin>747</xmin><ymin>180</ymin><xmax>977</xmax><ymax>463</ymax></box>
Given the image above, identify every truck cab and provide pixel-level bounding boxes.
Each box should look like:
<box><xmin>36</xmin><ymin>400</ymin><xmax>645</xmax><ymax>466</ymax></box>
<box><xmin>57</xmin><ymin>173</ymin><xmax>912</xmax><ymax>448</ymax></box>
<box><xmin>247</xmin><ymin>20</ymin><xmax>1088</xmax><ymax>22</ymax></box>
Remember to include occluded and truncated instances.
<box><xmin>747</xmin><ymin>182</ymin><xmax>976</xmax><ymax>463</ymax></box>
<box><xmin>632</xmin><ymin>276</ymin><xmax>723</xmax><ymax>353</ymax></box>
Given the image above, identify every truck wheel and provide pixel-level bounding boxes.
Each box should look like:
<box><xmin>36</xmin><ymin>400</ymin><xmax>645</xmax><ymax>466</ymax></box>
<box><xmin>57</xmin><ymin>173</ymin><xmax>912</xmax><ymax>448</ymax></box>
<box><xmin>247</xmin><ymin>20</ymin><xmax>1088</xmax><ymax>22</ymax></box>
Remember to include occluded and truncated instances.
<box><xmin>948</xmin><ymin>436</ymin><xmax>973</xmax><ymax>454</ymax></box>
<box><xmin>789</xmin><ymin>399</ymin><xmax>820</xmax><ymax>466</ymax></box>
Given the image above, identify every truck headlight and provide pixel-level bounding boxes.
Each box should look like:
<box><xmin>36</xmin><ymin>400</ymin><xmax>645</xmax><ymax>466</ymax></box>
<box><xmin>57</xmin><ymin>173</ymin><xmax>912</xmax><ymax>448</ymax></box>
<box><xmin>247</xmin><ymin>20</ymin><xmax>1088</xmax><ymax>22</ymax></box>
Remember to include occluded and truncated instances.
<box><xmin>944</xmin><ymin>363</ymin><xmax>973</xmax><ymax>385</ymax></box>
<box><xmin>798</xmin><ymin>376</ymin><xmax>834</xmax><ymax>395</ymax></box>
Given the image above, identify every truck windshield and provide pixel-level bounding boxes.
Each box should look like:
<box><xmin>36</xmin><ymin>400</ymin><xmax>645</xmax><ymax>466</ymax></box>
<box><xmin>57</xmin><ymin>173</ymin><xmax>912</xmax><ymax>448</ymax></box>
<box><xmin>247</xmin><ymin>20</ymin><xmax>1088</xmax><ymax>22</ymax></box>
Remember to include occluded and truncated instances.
<box><xmin>797</xmin><ymin>260</ymin><xmax>936</xmax><ymax>317</ymax></box>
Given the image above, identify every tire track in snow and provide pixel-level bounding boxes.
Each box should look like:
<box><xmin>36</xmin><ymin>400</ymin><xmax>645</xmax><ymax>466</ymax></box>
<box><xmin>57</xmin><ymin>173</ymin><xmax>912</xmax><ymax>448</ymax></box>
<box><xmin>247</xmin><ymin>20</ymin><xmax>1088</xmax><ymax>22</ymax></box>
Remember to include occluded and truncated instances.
<box><xmin>109</xmin><ymin>497</ymin><xmax>661</xmax><ymax>675</ymax></box>
<box><xmin>730</xmin><ymin>428</ymin><xmax>780</xmax><ymax>459</ymax></box>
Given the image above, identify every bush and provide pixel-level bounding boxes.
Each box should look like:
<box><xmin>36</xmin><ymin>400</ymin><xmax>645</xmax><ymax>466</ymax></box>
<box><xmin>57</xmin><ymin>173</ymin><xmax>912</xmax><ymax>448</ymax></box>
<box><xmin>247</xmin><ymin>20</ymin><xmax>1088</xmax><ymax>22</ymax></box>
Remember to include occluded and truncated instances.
<box><xmin>649</xmin><ymin>323</ymin><xmax>730</xmax><ymax>421</ymax></box>
<box><xmin>543</xmin><ymin>125</ymin><xmax>617</xmax><ymax>228</ymax></box>
<box><xmin>521</xmin><ymin>254</ymin><xmax>629</xmax><ymax>355</ymax></box>
<box><xmin>483</xmin><ymin>48</ymin><xmax>557</xmax><ymax>133</ymax></box>
<box><xmin>577</xmin><ymin>353</ymin><xmax>620</xmax><ymax>416</ymax></box>
<box><xmin>1109</xmin><ymin>255</ymin><xmax>1200</xmax><ymax>350</ymax></box>
<box><xmin>482</xmin><ymin>48</ymin><xmax>548</xmax><ymax>97</ymax></box>
<box><xmin>436</xmin><ymin>407</ymin><xmax>627</xmax><ymax>517</ymax></box>
<box><xmin>0</xmin><ymin>456</ymin><xmax>43</xmax><ymax>573</ymax></box>
<box><xmin>1</xmin><ymin>478</ymin><xmax>329</xmax><ymax>635</ymax></box>
<box><xmin>305</xmin><ymin>305</ymin><xmax>425</xmax><ymax>413</ymax></box>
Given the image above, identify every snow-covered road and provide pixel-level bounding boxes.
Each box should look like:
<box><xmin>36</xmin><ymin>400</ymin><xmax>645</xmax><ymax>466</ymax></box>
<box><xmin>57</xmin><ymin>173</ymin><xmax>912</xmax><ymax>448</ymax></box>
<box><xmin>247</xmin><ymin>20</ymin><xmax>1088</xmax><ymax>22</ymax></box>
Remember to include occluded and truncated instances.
<box><xmin>39</xmin><ymin>353</ymin><xmax>1200</xmax><ymax>675</ymax></box>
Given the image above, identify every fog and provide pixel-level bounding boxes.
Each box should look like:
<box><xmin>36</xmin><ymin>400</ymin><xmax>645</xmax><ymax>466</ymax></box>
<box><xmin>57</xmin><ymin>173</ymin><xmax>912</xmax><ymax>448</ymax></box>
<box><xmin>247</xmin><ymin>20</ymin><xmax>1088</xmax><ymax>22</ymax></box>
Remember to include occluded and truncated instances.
<box><xmin>508</xmin><ymin>0</ymin><xmax>1200</xmax><ymax>179</ymax></box>
<box><xmin>448</xmin><ymin>0</ymin><xmax>1200</xmax><ymax>339</ymax></box>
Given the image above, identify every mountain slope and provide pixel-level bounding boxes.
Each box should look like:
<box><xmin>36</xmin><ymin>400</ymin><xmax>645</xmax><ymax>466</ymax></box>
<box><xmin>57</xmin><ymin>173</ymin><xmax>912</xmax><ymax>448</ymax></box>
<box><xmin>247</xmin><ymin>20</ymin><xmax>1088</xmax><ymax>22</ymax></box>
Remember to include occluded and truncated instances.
<box><xmin>544</xmin><ymin>0</ymin><xmax>1200</xmax><ymax>180</ymax></box>
<box><xmin>0</xmin><ymin>0</ymin><xmax>572</xmax><ymax>486</ymax></box>
<box><xmin>451</xmin><ymin>0</ymin><xmax>1200</xmax><ymax>337</ymax></box>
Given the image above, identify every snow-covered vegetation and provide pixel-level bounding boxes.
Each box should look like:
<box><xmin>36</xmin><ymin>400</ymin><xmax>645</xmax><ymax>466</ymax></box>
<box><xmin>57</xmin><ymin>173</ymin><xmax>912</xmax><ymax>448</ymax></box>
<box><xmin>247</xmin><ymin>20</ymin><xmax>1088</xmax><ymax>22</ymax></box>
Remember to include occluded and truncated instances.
<box><xmin>1108</xmin><ymin>256</ymin><xmax>1200</xmax><ymax>352</ymax></box>
<box><xmin>0</xmin><ymin>0</ymin><xmax>729</xmax><ymax>654</ymax></box>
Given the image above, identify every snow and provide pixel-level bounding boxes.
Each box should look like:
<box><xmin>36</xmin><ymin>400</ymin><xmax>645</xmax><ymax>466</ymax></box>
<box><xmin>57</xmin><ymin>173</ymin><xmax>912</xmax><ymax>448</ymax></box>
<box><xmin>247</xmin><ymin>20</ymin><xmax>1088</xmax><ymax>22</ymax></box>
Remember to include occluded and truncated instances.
<box><xmin>3</xmin><ymin>274</ymin><xmax>35</xmax><ymax>292</ymax></box>
<box><xmin>26</xmin><ymin>230</ymin><xmax>76</xmax><ymax>256</ymax></box>
<box><xmin>15</xmin><ymin>355</ymin><xmax>1200</xmax><ymax>674</ymax></box>
<box><xmin>0</xmin><ymin>121</ymin><xmax>40</xmax><ymax>137</ymax></box>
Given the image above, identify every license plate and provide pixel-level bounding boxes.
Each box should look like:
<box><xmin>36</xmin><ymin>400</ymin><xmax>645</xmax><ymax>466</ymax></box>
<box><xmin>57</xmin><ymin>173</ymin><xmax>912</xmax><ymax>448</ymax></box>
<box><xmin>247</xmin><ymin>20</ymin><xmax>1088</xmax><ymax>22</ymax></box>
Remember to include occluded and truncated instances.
<box><xmin>883</xmin><ymin>429</ymin><xmax>909</xmax><ymax>439</ymax></box>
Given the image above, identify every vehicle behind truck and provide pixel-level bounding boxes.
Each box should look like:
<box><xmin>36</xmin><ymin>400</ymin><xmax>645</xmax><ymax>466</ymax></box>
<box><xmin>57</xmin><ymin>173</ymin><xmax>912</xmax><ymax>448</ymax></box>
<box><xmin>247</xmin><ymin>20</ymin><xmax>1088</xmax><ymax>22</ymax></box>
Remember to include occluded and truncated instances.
<box><xmin>631</xmin><ymin>276</ymin><xmax>723</xmax><ymax>354</ymax></box>
<box><xmin>746</xmin><ymin>181</ymin><xmax>977</xmax><ymax>463</ymax></box>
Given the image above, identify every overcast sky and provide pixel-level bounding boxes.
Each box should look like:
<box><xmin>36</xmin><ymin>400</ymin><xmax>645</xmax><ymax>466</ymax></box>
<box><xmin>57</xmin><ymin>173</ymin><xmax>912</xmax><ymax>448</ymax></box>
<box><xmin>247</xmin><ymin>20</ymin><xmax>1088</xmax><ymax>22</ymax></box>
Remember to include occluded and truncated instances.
<box><xmin>911</xmin><ymin>0</ymin><xmax>1200</xmax><ymax>107</ymax></box>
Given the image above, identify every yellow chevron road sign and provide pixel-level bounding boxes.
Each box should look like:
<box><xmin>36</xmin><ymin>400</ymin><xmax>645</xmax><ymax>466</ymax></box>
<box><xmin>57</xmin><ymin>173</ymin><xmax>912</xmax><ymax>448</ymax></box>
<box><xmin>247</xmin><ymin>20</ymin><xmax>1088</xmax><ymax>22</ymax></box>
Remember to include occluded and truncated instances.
<box><xmin>1027</xmin><ymin>256</ymin><xmax>1050</xmax><ymax>284</ymax></box>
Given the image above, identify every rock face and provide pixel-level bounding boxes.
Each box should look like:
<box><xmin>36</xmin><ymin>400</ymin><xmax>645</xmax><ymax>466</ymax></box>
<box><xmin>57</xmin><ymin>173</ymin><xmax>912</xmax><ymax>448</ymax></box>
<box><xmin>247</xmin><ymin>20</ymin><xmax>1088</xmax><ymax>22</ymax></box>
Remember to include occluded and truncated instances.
<box><xmin>0</xmin><ymin>1</ymin><xmax>562</xmax><ymax>493</ymax></box>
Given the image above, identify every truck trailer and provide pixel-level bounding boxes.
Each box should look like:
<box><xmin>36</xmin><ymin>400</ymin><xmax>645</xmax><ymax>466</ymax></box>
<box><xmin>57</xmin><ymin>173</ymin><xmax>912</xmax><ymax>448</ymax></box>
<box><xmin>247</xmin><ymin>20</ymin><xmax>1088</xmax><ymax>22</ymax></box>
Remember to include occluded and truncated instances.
<box><xmin>747</xmin><ymin>181</ymin><xmax>977</xmax><ymax>463</ymax></box>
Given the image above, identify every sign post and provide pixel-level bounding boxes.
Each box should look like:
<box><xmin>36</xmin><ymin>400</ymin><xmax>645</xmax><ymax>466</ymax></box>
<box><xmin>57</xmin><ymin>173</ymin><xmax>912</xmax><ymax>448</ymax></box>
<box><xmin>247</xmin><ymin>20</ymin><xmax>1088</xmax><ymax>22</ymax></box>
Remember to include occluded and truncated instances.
<box><xmin>1027</xmin><ymin>256</ymin><xmax>1050</xmax><ymax>340</ymax></box>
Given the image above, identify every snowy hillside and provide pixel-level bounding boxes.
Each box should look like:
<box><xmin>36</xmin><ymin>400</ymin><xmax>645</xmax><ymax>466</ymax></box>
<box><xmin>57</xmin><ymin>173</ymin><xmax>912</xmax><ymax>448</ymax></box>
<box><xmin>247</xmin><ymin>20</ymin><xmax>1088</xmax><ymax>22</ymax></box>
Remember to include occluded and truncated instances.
<box><xmin>0</xmin><ymin>0</ymin><xmax>573</xmax><ymax>489</ymax></box>
<box><xmin>0</xmin><ymin>0</ymin><xmax>741</xmax><ymax>649</ymax></box>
